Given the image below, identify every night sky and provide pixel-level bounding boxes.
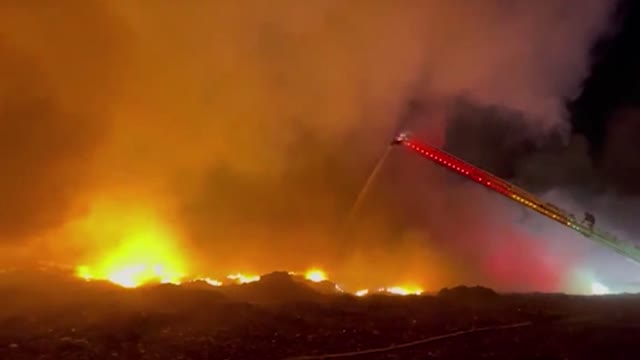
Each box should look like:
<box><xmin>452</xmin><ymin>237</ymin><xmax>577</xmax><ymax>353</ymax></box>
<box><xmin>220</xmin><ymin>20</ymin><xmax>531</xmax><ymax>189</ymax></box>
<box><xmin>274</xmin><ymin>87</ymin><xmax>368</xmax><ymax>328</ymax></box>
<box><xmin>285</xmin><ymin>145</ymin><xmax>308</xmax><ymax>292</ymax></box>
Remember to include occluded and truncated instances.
<box><xmin>572</xmin><ymin>0</ymin><xmax>640</xmax><ymax>158</ymax></box>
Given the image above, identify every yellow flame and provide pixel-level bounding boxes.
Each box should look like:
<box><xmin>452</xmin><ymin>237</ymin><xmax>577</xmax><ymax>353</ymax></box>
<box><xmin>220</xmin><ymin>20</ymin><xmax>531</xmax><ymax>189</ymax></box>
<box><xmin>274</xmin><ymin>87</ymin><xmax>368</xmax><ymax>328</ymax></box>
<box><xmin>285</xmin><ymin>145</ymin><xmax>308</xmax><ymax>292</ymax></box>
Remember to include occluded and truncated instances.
<box><xmin>305</xmin><ymin>269</ymin><xmax>327</xmax><ymax>283</ymax></box>
<box><xmin>196</xmin><ymin>277</ymin><xmax>222</xmax><ymax>287</ymax></box>
<box><xmin>384</xmin><ymin>286</ymin><xmax>423</xmax><ymax>296</ymax></box>
<box><xmin>72</xmin><ymin>200</ymin><xmax>187</xmax><ymax>288</ymax></box>
<box><xmin>227</xmin><ymin>273</ymin><xmax>260</xmax><ymax>284</ymax></box>
<box><xmin>76</xmin><ymin>265</ymin><xmax>92</xmax><ymax>281</ymax></box>
<box><xmin>69</xmin><ymin>202</ymin><xmax>428</xmax><ymax>293</ymax></box>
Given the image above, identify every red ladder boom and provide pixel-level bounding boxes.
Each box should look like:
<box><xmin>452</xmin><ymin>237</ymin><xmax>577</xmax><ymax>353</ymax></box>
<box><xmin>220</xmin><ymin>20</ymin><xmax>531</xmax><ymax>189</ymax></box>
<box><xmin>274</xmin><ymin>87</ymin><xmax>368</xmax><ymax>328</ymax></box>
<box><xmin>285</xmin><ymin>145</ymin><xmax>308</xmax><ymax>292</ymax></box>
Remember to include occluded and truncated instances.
<box><xmin>391</xmin><ymin>133</ymin><xmax>640</xmax><ymax>264</ymax></box>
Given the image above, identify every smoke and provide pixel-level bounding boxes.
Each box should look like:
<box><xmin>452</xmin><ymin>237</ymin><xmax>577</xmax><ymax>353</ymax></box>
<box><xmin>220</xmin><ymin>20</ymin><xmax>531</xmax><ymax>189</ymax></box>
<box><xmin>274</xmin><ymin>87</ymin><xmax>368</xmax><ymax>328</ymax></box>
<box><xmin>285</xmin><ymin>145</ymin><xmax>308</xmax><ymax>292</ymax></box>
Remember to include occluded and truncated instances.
<box><xmin>0</xmin><ymin>2</ymin><xmax>129</xmax><ymax>248</ymax></box>
<box><xmin>444</xmin><ymin>103</ymin><xmax>640</xmax><ymax>292</ymax></box>
<box><xmin>0</xmin><ymin>1</ymin><xmax>618</xmax><ymax>291</ymax></box>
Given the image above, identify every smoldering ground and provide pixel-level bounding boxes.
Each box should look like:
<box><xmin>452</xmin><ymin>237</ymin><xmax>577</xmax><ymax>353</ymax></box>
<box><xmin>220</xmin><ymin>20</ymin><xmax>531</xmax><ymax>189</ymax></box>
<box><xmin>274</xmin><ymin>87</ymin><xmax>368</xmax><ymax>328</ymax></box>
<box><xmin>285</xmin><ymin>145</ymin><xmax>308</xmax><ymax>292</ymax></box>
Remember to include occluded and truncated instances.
<box><xmin>0</xmin><ymin>0</ymin><xmax>620</xmax><ymax>292</ymax></box>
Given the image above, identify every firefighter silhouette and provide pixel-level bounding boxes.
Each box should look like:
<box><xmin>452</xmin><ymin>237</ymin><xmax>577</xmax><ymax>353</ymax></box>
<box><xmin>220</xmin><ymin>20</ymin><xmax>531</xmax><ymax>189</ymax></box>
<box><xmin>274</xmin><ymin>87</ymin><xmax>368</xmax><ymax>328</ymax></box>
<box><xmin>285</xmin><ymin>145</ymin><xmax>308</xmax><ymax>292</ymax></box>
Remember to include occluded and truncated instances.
<box><xmin>583</xmin><ymin>212</ymin><xmax>596</xmax><ymax>229</ymax></box>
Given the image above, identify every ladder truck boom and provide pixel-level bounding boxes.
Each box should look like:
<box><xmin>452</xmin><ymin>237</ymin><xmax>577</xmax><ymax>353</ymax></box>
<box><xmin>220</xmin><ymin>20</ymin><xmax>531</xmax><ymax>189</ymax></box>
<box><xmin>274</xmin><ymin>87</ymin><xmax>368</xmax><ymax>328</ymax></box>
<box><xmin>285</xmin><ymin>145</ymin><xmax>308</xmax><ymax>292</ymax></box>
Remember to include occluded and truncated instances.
<box><xmin>391</xmin><ymin>133</ymin><xmax>640</xmax><ymax>264</ymax></box>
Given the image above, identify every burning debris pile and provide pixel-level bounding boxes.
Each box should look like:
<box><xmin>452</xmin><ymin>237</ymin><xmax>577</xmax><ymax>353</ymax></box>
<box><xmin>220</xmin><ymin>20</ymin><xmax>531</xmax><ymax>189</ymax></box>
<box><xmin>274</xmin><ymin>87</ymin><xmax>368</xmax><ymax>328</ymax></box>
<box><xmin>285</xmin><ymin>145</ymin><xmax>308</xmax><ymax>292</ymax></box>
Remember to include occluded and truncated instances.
<box><xmin>0</xmin><ymin>266</ymin><xmax>425</xmax><ymax>311</ymax></box>
<box><xmin>62</xmin><ymin>201</ymin><xmax>429</xmax><ymax>297</ymax></box>
<box><xmin>72</xmin><ymin>255</ymin><xmax>427</xmax><ymax>299</ymax></box>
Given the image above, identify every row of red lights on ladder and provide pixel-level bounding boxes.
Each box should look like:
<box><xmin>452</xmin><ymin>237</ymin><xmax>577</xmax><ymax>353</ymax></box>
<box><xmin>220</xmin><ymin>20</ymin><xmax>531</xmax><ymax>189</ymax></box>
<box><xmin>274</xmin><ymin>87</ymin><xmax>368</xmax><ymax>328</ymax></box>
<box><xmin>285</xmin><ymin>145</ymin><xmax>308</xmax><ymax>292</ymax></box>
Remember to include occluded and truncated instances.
<box><xmin>405</xmin><ymin>141</ymin><xmax>508</xmax><ymax>195</ymax></box>
<box><xmin>405</xmin><ymin>140</ymin><xmax>574</xmax><ymax>224</ymax></box>
<box><xmin>401</xmin><ymin>137</ymin><xmax>640</xmax><ymax>264</ymax></box>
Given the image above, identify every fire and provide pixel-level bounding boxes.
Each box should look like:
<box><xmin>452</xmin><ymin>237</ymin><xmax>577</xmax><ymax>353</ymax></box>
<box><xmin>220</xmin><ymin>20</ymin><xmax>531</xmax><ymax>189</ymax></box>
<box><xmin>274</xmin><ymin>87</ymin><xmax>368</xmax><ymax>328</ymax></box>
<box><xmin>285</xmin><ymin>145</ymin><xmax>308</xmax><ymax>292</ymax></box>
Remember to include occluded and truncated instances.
<box><xmin>353</xmin><ymin>286</ymin><xmax>424</xmax><ymax>297</ymax></box>
<box><xmin>194</xmin><ymin>277</ymin><xmax>222</xmax><ymax>287</ymax></box>
<box><xmin>76</xmin><ymin>265</ymin><xmax>92</xmax><ymax>281</ymax></box>
<box><xmin>72</xmin><ymin>200</ymin><xmax>187</xmax><ymax>288</ymax></box>
<box><xmin>227</xmin><ymin>273</ymin><xmax>260</xmax><ymax>284</ymax></box>
<box><xmin>383</xmin><ymin>286</ymin><xmax>424</xmax><ymax>296</ymax></box>
<box><xmin>68</xmin><ymin>201</ymin><xmax>428</xmax><ymax>293</ymax></box>
<box><xmin>76</xmin><ymin>262</ymin><xmax>429</xmax><ymax>296</ymax></box>
<box><xmin>305</xmin><ymin>269</ymin><xmax>327</xmax><ymax>283</ymax></box>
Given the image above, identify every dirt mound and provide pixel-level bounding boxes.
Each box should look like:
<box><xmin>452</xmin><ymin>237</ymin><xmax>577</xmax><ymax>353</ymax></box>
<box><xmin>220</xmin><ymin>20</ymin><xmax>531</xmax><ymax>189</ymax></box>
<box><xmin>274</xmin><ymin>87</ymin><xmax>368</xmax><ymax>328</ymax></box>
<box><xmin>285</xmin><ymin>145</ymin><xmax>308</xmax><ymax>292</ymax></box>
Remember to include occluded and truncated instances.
<box><xmin>437</xmin><ymin>285</ymin><xmax>499</xmax><ymax>304</ymax></box>
<box><xmin>219</xmin><ymin>271</ymin><xmax>327</xmax><ymax>304</ymax></box>
<box><xmin>137</xmin><ymin>283</ymin><xmax>228</xmax><ymax>309</ymax></box>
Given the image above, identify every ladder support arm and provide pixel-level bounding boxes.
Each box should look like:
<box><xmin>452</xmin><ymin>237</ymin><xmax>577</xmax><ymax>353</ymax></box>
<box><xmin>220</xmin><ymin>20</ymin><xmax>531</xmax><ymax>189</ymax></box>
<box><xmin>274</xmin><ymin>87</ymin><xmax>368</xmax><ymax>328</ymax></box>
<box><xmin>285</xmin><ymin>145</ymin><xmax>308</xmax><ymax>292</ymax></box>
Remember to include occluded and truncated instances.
<box><xmin>392</xmin><ymin>133</ymin><xmax>640</xmax><ymax>264</ymax></box>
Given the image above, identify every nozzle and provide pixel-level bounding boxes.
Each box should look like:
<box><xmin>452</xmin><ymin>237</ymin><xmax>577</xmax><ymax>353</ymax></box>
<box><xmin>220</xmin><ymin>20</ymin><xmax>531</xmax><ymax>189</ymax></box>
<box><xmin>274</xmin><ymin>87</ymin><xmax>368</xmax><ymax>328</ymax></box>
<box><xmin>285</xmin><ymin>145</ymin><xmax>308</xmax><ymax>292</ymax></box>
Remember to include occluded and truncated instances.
<box><xmin>390</xmin><ymin>132</ymin><xmax>409</xmax><ymax>145</ymax></box>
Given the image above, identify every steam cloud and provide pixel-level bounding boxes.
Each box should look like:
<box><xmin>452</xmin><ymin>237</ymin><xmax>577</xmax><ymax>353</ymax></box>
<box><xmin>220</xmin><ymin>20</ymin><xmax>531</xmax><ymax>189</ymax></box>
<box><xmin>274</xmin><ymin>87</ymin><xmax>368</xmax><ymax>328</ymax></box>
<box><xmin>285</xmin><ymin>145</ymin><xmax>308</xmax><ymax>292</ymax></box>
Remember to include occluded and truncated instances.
<box><xmin>0</xmin><ymin>1</ymin><xmax>618</xmax><ymax>291</ymax></box>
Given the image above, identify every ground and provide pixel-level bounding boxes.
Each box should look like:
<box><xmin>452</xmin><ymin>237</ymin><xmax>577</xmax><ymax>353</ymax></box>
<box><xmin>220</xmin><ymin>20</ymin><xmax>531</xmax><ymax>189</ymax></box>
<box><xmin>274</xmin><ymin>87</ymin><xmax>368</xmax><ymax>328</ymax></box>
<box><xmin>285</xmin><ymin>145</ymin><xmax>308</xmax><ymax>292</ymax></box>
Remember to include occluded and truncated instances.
<box><xmin>0</xmin><ymin>271</ymin><xmax>638</xmax><ymax>360</ymax></box>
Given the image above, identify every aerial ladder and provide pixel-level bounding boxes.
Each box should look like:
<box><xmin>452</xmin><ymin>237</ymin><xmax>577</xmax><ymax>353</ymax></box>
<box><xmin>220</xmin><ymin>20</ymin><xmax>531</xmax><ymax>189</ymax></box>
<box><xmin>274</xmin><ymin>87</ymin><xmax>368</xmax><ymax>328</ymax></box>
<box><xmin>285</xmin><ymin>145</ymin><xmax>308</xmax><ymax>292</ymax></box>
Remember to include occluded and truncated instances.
<box><xmin>390</xmin><ymin>132</ymin><xmax>640</xmax><ymax>264</ymax></box>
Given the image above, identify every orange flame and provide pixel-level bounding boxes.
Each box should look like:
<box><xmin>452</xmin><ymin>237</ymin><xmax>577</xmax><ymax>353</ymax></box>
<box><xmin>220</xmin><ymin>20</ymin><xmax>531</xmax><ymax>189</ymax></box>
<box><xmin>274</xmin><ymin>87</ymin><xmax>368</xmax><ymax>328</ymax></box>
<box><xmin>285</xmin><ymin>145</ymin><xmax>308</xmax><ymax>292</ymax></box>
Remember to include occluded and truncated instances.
<box><xmin>227</xmin><ymin>273</ymin><xmax>260</xmax><ymax>284</ymax></box>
